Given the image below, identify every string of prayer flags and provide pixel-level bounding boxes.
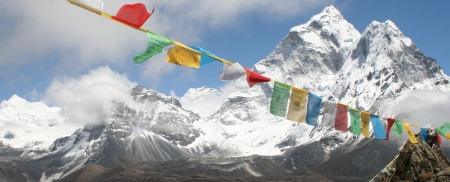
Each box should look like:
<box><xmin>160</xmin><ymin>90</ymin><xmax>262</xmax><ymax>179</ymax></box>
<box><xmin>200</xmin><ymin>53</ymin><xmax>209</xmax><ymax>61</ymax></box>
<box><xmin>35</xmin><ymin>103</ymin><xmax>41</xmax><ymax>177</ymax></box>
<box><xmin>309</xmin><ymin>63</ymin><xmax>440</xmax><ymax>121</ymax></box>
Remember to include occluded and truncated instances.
<box><xmin>420</xmin><ymin>127</ymin><xmax>428</xmax><ymax>141</ymax></box>
<box><xmin>134</xmin><ymin>31</ymin><xmax>173</xmax><ymax>64</ymax></box>
<box><xmin>166</xmin><ymin>42</ymin><xmax>201</xmax><ymax>68</ymax></box>
<box><xmin>270</xmin><ymin>81</ymin><xmax>291</xmax><ymax>117</ymax></box>
<box><xmin>321</xmin><ymin>100</ymin><xmax>337</xmax><ymax>127</ymax></box>
<box><xmin>361</xmin><ymin>111</ymin><xmax>371</xmax><ymax>138</ymax></box>
<box><xmin>371</xmin><ymin>114</ymin><xmax>386</xmax><ymax>139</ymax></box>
<box><xmin>402</xmin><ymin>122</ymin><xmax>418</xmax><ymax>144</ymax></box>
<box><xmin>69</xmin><ymin>0</ymin><xmax>104</xmax><ymax>14</ymax></box>
<box><xmin>436</xmin><ymin>122</ymin><xmax>450</xmax><ymax>139</ymax></box>
<box><xmin>286</xmin><ymin>87</ymin><xmax>308</xmax><ymax>122</ymax></box>
<box><xmin>189</xmin><ymin>46</ymin><xmax>217</xmax><ymax>66</ymax></box>
<box><xmin>305</xmin><ymin>93</ymin><xmax>322</xmax><ymax>126</ymax></box>
<box><xmin>220</xmin><ymin>63</ymin><xmax>246</xmax><ymax>80</ymax></box>
<box><xmin>244</xmin><ymin>68</ymin><xmax>271</xmax><ymax>88</ymax></box>
<box><xmin>112</xmin><ymin>3</ymin><xmax>154</xmax><ymax>28</ymax></box>
<box><xmin>334</xmin><ymin>104</ymin><xmax>348</xmax><ymax>132</ymax></box>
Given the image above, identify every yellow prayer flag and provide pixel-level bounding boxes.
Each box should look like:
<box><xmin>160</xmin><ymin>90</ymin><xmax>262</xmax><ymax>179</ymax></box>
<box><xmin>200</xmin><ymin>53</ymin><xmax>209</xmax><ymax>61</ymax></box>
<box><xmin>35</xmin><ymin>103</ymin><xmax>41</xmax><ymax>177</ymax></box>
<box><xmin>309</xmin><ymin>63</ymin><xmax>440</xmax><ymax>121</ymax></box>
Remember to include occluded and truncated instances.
<box><xmin>402</xmin><ymin>122</ymin><xmax>418</xmax><ymax>144</ymax></box>
<box><xmin>286</xmin><ymin>87</ymin><xmax>308</xmax><ymax>122</ymax></box>
<box><xmin>361</xmin><ymin>111</ymin><xmax>371</xmax><ymax>138</ymax></box>
<box><xmin>410</xmin><ymin>124</ymin><xmax>420</xmax><ymax>130</ymax></box>
<box><xmin>166</xmin><ymin>42</ymin><xmax>201</xmax><ymax>68</ymax></box>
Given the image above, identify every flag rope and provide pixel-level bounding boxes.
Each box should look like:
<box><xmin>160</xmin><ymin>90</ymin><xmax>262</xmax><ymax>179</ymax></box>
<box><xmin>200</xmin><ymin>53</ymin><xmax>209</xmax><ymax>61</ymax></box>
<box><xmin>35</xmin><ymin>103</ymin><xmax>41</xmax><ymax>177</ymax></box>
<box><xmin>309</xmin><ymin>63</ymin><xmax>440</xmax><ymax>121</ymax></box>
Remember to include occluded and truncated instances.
<box><xmin>67</xmin><ymin>0</ymin><xmax>233</xmax><ymax>65</ymax></box>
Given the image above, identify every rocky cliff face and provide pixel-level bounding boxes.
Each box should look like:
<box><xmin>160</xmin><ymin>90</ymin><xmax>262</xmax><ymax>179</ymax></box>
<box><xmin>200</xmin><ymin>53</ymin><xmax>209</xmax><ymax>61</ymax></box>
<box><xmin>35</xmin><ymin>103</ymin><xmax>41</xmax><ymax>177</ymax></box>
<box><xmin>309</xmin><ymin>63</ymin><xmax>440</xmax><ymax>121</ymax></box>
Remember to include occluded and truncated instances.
<box><xmin>372</xmin><ymin>134</ymin><xmax>450</xmax><ymax>182</ymax></box>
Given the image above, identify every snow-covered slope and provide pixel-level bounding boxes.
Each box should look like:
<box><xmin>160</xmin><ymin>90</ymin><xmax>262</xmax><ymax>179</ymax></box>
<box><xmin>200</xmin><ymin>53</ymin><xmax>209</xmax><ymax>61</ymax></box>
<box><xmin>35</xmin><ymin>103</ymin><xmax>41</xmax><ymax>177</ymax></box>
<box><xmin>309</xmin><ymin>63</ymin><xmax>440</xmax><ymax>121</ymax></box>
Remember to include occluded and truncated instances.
<box><xmin>192</xmin><ymin>5</ymin><xmax>364</xmax><ymax>157</ymax></box>
<box><xmin>332</xmin><ymin>20</ymin><xmax>450</xmax><ymax>112</ymax></box>
<box><xmin>0</xmin><ymin>95</ymin><xmax>81</xmax><ymax>154</ymax></box>
<box><xmin>39</xmin><ymin>85</ymin><xmax>211</xmax><ymax>180</ymax></box>
<box><xmin>179</xmin><ymin>86</ymin><xmax>224</xmax><ymax>117</ymax></box>
<box><xmin>255</xmin><ymin>5</ymin><xmax>360</xmax><ymax>91</ymax></box>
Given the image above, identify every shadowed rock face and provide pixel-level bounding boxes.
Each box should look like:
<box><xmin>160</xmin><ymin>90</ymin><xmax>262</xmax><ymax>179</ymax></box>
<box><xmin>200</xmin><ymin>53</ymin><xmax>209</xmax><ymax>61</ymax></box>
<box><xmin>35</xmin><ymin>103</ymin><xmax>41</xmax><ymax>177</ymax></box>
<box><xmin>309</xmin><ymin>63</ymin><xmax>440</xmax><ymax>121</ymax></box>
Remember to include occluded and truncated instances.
<box><xmin>372</xmin><ymin>134</ymin><xmax>450</xmax><ymax>182</ymax></box>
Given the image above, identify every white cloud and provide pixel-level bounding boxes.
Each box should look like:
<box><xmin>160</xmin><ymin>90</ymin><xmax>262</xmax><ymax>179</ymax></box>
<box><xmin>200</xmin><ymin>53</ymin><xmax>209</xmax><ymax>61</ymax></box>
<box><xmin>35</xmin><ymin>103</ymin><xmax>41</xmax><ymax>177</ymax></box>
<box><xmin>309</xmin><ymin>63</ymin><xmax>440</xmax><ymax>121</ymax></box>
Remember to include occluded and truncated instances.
<box><xmin>382</xmin><ymin>89</ymin><xmax>450</xmax><ymax>145</ymax></box>
<box><xmin>41</xmin><ymin>66</ymin><xmax>138</xmax><ymax>125</ymax></box>
<box><xmin>388</xmin><ymin>90</ymin><xmax>450</xmax><ymax>127</ymax></box>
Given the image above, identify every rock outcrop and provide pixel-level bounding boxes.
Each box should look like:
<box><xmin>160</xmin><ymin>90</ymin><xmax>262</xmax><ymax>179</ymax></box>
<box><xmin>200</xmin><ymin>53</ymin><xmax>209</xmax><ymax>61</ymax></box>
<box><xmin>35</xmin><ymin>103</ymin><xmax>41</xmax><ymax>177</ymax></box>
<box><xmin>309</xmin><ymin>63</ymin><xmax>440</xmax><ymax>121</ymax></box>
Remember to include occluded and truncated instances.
<box><xmin>372</xmin><ymin>134</ymin><xmax>450</xmax><ymax>182</ymax></box>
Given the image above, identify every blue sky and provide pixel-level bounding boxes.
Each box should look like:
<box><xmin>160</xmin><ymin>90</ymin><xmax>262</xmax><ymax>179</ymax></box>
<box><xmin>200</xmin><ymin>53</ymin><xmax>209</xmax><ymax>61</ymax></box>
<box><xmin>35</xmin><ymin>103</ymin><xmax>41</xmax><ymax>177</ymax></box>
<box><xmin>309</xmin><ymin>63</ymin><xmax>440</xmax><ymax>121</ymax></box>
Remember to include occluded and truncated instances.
<box><xmin>0</xmin><ymin>0</ymin><xmax>449</xmax><ymax>103</ymax></box>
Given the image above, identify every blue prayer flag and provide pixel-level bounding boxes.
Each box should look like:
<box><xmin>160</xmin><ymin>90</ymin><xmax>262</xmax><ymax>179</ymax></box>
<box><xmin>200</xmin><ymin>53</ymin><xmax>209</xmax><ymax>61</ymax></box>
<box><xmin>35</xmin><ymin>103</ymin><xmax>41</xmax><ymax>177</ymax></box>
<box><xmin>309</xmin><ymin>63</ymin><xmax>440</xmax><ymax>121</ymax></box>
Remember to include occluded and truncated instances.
<box><xmin>306</xmin><ymin>93</ymin><xmax>322</xmax><ymax>126</ymax></box>
<box><xmin>189</xmin><ymin>46</ymin><xmax>217</xmax><ymax>65</ymax></box>
<box><xmin>370</xmin><ymin>114</ymin><xmax>386</xmax><ymax>139</ymax></box>
<box><xmin>420</xmin><ymin>127</ymin><xmax>428</xmax><ymax>141</ymax></box>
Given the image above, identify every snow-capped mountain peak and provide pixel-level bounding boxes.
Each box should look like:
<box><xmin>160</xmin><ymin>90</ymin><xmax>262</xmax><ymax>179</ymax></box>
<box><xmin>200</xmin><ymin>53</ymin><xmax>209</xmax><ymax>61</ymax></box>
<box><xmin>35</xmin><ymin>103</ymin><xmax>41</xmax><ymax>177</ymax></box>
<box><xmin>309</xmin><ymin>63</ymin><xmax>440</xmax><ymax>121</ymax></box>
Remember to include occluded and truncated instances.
<box><xmin>179</xmin><ymin>86</ymin><xmax>227</xmax><ymax>118</ymax></box>
<box><xmin>181</xmin><ymin>86</ymin><xmax>222</xmax><ymax>102</ymax></box>
<box><xmin>289</xmin><ymin>5</ymin><xmax>360</xmax><ymax>49</ymax></box>
<box><xmin>0</xmin><ymin>95</ymin><xmax>82</xmax><ymax>153</ymax></box>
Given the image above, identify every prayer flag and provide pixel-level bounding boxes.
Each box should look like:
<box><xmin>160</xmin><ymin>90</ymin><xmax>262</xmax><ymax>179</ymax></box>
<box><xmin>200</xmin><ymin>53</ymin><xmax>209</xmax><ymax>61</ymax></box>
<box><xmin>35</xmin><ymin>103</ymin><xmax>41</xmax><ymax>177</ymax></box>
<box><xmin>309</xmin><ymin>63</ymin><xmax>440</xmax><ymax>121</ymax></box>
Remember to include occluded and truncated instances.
<box><xmin>410</xmin><ymin>124</ymin><xmax>420</xmax><ymax>130</ymax></box>
<box><xmin>361</xmin><ymin>111</ymin><xmax>371</xmax><ymax>138</ymax></box>
<box><xmin>334</xmin><ymin>104</ymin><xmax>348</xmax><ymax>132</ymax></box>
<box><xmin>305</xmin><ymin>93</ymin><xmax>322</xmax><ymax>126</ymax></box>
<box><xmin>371</xmin><ymin>114</ymin><xmax>386</xmax><ymax>139</ymax></box>
<box><xmin>69</xmin><ymin>0</ymin><xmax>104</xmax><ymax>14</ymax></box>
<box><xmin>220</xmin><ymin>63</ymin><xmax>246</xmax><ymax>80</ymax></box>
<box><xmin>166</xmin><ymin>42</ymin><xmax>201</xmax><ymax>68</ymax></box>
<box><xmin>436</xmin><ymin>122</ymin><xmax>450</xmax><ymax>139</ymax></box>
<box><xmin>244</xmin><ymin>68</ymin><xmax>271</xmax><ymax>88</ymax></box>
<box><xmin>321</xmin><ymin>100</ymin><xmax>337</xmax><ymax>127</ymax></box>
<box><xmin>189</xmin><ymin>46</ymin><xmax>217</xmax><ymax>66</ymax></box>
<box><xmin>385</xmin><ymin>118</ymin><xmax>396</xmax><ymax>140</ymax></box>
<box><xmin>286</xmin><ymin>87</ymin><xmax>307</xmax><ymax>122</ymax></box>
<box><xmin>402</xmin><ymin>122</ymin><xmax>418</xmax><ymax>144</ymax></box>
<box><xmin>112</xmin><ymin>3</ymin><xmax>154</xmax><ymax>28</ymax></box>
<box><xmin>420</xmin><ymin>127</ymin><xmax>428</xmax><ymax>141</ymax></box>
<box><xmin>134</xmin><ymin>31</ymin><xmax>173</xmax><ymax>64</ymax></box>
<box><xmin>349</xmin><ymin>108</ymin><xmax>361</xmax><ymax>135</ymax></box>
<box><xmin>392</xmin><ymin>120</ymin><xmax>403</xmax><ymax>136</ymax></box>
<box><xmin>270</xmin><ymin>81</ymin><xmax>291</xmax><ymax>117</ymax></box>
<box><xmin>437</xmin><ymin>134</ymin><xmax>444</xmax><ymax>147</ymax></box>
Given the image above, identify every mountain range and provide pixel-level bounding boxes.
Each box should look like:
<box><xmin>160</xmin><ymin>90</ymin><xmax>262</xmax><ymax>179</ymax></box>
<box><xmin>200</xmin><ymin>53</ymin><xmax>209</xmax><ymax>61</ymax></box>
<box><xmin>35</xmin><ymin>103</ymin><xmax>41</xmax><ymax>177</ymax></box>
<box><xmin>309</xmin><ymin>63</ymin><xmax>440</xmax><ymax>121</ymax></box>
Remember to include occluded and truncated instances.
<box><xmin>0</xmin><ymin>5</ymin><xmax>449</xmax><ymax>181</ymax></box>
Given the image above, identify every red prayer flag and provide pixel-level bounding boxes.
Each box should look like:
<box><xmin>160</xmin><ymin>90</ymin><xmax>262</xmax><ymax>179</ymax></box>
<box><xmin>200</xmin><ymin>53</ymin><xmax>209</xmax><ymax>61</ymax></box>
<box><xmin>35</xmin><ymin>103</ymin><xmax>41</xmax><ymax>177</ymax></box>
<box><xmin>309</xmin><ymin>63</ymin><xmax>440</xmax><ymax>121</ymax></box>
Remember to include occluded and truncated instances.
<box><xmin>437</xmin><ymin>134</ymin><xmax>444</xmax><ymax>147</ymax></box>
<box><xmin>384</xmin><ymin>118</ymin><xmax>396</xmax><ymax>141</ymax></box>
<box><xmin>244</xmin><ymin>67</ymin><xmax>271</xmax><ymax>88</ymax></box>
<box><xmin>112</xmin><ymin>3</ymin><xmax>154</xmax><ymax>28</ymax></box>
<box><xmin>334</xmin><ymin>104</ymin><xmax>348</xmax><ymax>132</ymax></box>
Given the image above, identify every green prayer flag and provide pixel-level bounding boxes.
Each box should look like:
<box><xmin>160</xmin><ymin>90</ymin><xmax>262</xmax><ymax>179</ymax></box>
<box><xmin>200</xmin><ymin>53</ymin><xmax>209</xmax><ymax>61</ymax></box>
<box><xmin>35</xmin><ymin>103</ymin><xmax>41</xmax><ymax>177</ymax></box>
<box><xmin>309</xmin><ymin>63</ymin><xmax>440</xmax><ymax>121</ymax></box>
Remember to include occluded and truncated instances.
<box><xmin>133</xmin><ymin>31</ymin><xmax>173</xmax><ymax>64</ymax></box>
<box><xmin>270</xmin><ymin>81</ymin><xmax>291</xmax><ymax>117</ymax></box>
<box><xmin>349</xmin><ymin>108</ymin><xmax>361</xmax><ymax>135</ymax></box>
<box><xmin>436</xmin><ymin>122</ymin><xmax>450</xmax><ymax>136</ymax></box>
<box><xmin>391</xmin><ymin>120</ymin><xmax>403</xmax><ymax>136</ymax></box>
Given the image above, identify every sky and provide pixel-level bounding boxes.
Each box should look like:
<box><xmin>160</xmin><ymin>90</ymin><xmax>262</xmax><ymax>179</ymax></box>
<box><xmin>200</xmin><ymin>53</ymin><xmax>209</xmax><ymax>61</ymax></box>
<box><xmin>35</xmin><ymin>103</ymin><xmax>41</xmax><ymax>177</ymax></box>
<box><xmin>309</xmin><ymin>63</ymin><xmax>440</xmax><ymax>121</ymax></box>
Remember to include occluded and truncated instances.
<box><xmin>0</xmin><ymin>0</ymin><xmax>449</xmax><ymax>104</ymax></box>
